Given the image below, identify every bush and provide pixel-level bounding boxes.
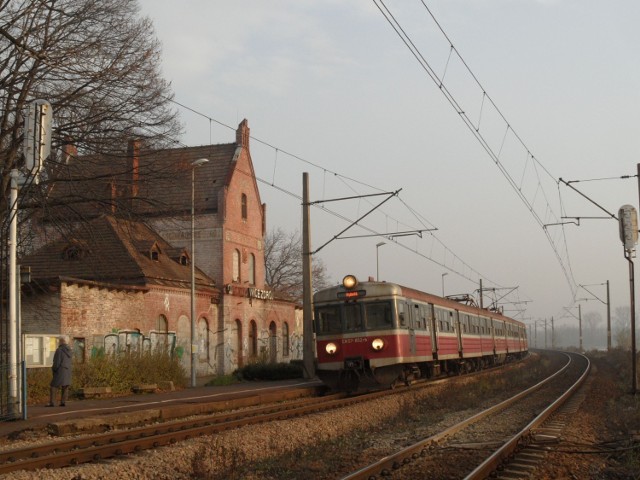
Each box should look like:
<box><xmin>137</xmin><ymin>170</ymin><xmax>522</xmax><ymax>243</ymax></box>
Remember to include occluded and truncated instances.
<box><xmin>235</xmin><ymin>360</ymin><xmax>303</xmax><ymax>381</ymax></box>
<box><xmin>27</xmin><ymin>349</ymin><xmax>187</xmax><ymax>405</ymax></box>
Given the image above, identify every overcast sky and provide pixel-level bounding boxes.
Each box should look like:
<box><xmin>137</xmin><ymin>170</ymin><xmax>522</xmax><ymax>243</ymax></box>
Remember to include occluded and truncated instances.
<box><xmin>137</xmin><ymin>0</ymin><xmax>640</xmax><ymax>340</ymax></box>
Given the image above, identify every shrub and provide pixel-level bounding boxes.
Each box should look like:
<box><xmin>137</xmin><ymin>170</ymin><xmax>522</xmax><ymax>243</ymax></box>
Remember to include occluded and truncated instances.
<box><xmin>27</xmin><ymin>349</ymin><xmax>187</xmax><ymax>405</ymax></box>
<box><xmin>235</xmin><ymin>360</ymin><xmax>303</xmax><ymax>381</ymax></box>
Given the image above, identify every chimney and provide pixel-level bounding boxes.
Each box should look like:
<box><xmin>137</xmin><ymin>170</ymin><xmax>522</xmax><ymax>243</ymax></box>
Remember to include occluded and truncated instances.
<box><xmin>236</xmin><ymin>119</ymin><xmax>250</xmax><ymax>150</ymax></box>
<box><xmin>61</xmin><ymin>138</ymin><xmax>77</xmax><ymax>164</ymax></box>
<box><xmin>127</xmin><ymin>139</ymin><xmax>140</xmax><ymax>199</ymax></box>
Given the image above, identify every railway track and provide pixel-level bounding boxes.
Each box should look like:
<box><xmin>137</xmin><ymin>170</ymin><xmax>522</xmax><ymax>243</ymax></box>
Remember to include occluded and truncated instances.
<box><xmin>340</xmin><ymin>351</ymin><xmax>590</xmax><ymax>480</ymax></box>
<box><xmin>0</xmin><ymin>378</ymin><xmax>460</xmax><ymax>474</ymax></box>
<box><xmin>0</xmin><ymin>392</ymin><xmax>354</xmax><ymax>475</ymax></box>
<box><xmin>0</xmin><ymin>358</ymin><xmax>527</xmax><ymax>476</ymax></box>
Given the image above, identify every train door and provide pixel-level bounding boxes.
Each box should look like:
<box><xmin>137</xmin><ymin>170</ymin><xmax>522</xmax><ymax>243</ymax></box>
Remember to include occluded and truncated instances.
<box><xmin>455</xmin><ymin>310</ymin><xmax>463</xmax><ymax>354</ymax></box>
<box><xmin>409</xmin><ymin>303</ymin><xmax>424</xmax><ymax>355</ymax></box>
<box><xmin>428</xmin><ymin>304</ymin><xmax>438</xmax><ymax>355</ymax></box>
<box><xmin>407</xmin><ymin>302</ymin><xmax>417</xmax><ymax>356</ymax></box>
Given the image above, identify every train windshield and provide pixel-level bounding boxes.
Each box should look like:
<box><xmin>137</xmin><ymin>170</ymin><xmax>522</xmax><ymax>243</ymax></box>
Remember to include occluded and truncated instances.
<box><xmin>365</xmin><ymin>302</ymin><xmax>392</xmax><ymax>329</ymax></box>
<box><xmin>344</xmin><ymin>304</ymin><xmax>363</xmax><ymax>331</ymax></box>
<box><xmin>315</xmin><ymin>301</ymin><xmax>393</xmax><ymax>334</ymax></box>
<box><xmin>316</xmin><ymin>306</ymin><xmax>341</xmax><ymax>334</ymax></box>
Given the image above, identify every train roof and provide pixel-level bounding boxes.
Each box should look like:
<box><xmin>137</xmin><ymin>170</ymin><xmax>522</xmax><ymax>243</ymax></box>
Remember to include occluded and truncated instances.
<box><xmin>313</xmin><ymin>280</ymin><xmax>524</xmax><ymax>328</ymax></box>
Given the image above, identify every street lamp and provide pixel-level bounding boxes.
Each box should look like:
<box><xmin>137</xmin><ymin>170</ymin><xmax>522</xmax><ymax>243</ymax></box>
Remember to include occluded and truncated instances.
<box><xmin>376</xmin><ymin>242</ymin><xmax>386</xmax><ymax>281</ymax></box>
<box><xmin>441</xmin><ymin>272</ymin><xmax>448</xmax><ymax>297</ymax></box>
<box><xmin>191</xmin><ymin>158</ymin><xmax>209</xmax><ymax>388</ymax></box>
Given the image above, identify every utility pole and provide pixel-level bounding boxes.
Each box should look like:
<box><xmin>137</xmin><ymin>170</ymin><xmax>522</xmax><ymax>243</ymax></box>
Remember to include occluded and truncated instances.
<box><xmin>551</xmin><ymin>316</ymin><xmax>555</xmax><ymax>349</ymax></box>
<box><xmin>619</xmin><ymin>202</ymin><xmax>638</xmax><ymax>395</ymax></box>
<box><xmin>302</xmin><ymin>173</ymin><xmax>315</xmax><ymax>380</ymax></box>
<box><xmin>9</xmin><ymin>100</ymin><xmax>52</xmax><ymax>418</ymax></box>
<box><xmin>606</xmin><ymin>280</ymin><xmax>611</xmax><ymax>351</ymax></box>
<box><xmin>578</xmin><ymin>304</ymin><xmax>583</xmax><ymax>351</ymax></box>
<box><xmin>544</xmin><ymin>318</ymin><xmax>548</xmax><ymax>349</ymax></box>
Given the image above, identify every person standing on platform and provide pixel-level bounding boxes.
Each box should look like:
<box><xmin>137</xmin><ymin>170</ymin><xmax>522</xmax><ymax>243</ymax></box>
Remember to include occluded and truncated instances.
<box><xmin>47</xmin><ymin>337</ymin><xmax>72</xmax><ymax>407</ymax></box>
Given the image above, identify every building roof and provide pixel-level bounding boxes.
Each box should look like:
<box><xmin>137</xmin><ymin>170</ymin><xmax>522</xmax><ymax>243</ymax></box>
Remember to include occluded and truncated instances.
<box><xmin>40</xmin><ymin>140</ymin><xmax>239</xmax><ymax>222</ymax></box>
<box><xmin>20</xmin><ymin>215</ymin><xmax>216</xmax><ymax>291</ymax></box>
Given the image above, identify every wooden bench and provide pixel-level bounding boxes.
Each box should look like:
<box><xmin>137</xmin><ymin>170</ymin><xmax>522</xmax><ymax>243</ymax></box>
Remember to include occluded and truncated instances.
<box><xmin>78</xmin><ymin>386</ymin><xmax>112</xmax><ymax>398</ymax></box>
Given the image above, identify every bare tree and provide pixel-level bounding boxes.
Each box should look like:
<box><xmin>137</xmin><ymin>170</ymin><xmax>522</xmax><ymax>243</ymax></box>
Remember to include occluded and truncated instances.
<box><xmin>0</xmin><ymin>0</ymin><xmax>182</xmax><ymax>215</ymax></box>
<box><xmin>264</xmin><ymin>227</ymin><xmax>331</xmax><ymax>303</ymax></box>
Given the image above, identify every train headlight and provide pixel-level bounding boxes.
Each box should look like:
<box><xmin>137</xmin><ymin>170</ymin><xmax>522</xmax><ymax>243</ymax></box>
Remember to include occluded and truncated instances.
<box><xmin>325</xmin><ymin>342</ymin><xmax>338</xmax><ymax>355</ymax></box>
<box><xmin>371</xmin><ymin>338</ymin><xmax>385</xmax><ymax>351</ymax></box>
<box><xmin>342</xmin><ymin>275</ymin><xmax>358</xmax><ymax>289</ymax></box>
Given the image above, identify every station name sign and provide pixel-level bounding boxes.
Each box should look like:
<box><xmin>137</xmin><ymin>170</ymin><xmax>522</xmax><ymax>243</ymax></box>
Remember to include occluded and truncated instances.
<box><xmin>225</xmin><ymin>284</ymin><xmax>274</xmax><ymax>300</ymax></box>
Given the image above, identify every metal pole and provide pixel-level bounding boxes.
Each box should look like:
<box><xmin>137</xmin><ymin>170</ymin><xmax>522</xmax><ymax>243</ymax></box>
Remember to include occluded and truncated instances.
<box><xmin>8</xmin><ymin>169</ymin><xmax>19</xmax><ymax>415</ymax></box>
<box><xmin>376</xmin><ymin>242</ymin><xmax>385</xmax><ymax>282</ymax></box>
<box><xmin>578</xmin><ymin>303</ymin><xmax>583</xmax><ymax>351</ymax></box>
<box><xmin>302</xmin><ymin>173</ymin><xmax>315</xmax><ymax>379</ymax></box>
<box><xmin>606</xmin><ymin>280</ymin><xmax>611</xmax><ymax>352</ymax></box>
<box><xmin>189</xmin><ymin>159</ymin><xmax>208</xmax><ymax>387</ymax></box>
<box><xmin>544</xmin><ymin>318</ymin><xmax>548</xmax><ymax>349</ymax></box>
<box><xmin>534</xmin><ymin>322</ymin><xmax>537</xmax><ymax>348</ymax></box>
<box><xmin>190</xmin><ymin>166</ymin><xmax>196</xmax><ymax>388</ymax></box>
<box><xmin>479</xmin><ymin>279</ymin><xmax>483</xmax><ymax>309</ymax></box>
<box><xmin>627</xmin><ymin>253</ymin><xmax>637</xmax><ymax>394</ymax></box>
<box><xmin>442</xmin><ymin>272</ymin><xmax>448</xmax><ymax>298</ymax></box>
<box><xmin>551</xmin><ymin>316</ymin><xmax>555</xmax><ymax>349</ymax></box>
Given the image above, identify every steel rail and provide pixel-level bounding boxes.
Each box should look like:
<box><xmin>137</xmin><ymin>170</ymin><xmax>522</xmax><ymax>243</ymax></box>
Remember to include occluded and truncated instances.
<box><xmin>0</xmin><ymin>357</ymin><xmax>528</xmax><ymax>475</ymax></box>
<box><xmin>1</xmin><ymin>378</ymin><xmax>444</xmax><ymax>475</ymax></box>
<box><xmin>340</xmin><ymin>352</ymin><xmax>574</xmax><ymax>480</ymax></box>
<box><xmin>464</xmin><ymin>352</ymin><xmax>591</xmax><ymax>479</ymax></box>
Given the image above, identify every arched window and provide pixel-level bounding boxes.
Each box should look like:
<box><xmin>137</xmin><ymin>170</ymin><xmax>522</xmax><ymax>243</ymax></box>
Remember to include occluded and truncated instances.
<box><xmin>241</xmin><ymin>193</ymin><xmax>248</xmax><ymax>220</ymax></box>
<box><xmin>248</xmin><ymin>253</ymin><xmax>255</xmax><ymax>285</ymax></box>
<box><xmin>283</xmin><ymin>322</ymin><xmax>290</xmax><ymax>357</ymax></box>
<box><xmin>157</xmin><ymin>314</ymin><xmax>168</xmax><ymax>349</ymax></box>
<box><xmin>269</xmin><ymin>321</ymin><xmax>277</xmax><ymax>363</ymax></box>
<box><xmin>157</xmin><ymin>314</ymin><xmax>168</xmax><ymax>332</ymax></box>
<box><xmin>198</xmin><ymin>318</ymin><xmax>209</xmax><ymax>361</ymax></box>
<box><xmin>232</xmin><ymin>249</ymin><xmax>241</xmax><ymax>282</ymax></box>
<box><xmin>249</xmin><ymin>320</ymin><xmax>258</xmax><ymax>358</ymax></box>
<box><xmin>235</xmin><ymin>320</ymin><xmax>243</xmax><ymax>368</ymax></box>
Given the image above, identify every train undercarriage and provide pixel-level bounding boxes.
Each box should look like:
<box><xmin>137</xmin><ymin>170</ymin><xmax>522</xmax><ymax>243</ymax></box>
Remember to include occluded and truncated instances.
<box><xmin>317</xmin><ymin>351</ymin><xmax>527</xmax><ymax>393</ymax></box>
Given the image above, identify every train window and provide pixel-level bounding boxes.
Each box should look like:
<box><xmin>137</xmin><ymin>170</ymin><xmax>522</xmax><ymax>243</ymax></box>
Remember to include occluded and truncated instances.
<box><xmin>434</xmin><ymin>307</ymin><xmax>450</xmax><ymax>332</ymax></box>
<box><xmin>316</xmin><ymin>306</ymin><xmax>341</xmax><ymax>334</ymax></box>
<box><xmin>398</xmin><ymin>302</ymin><xmax>407</xmax><ymax>328</ymax></box>
<box><xmin>418</xmin><ymin>305</ymin><xmax>428</xmax><ymax>331</ymax></box>
<box><xmin>365</xmin><ymin>302</ymin><xmax>392</xmax><ymax>329</ymax></box>
<box><xmin>345</xmin><ymin>304</ymin><xmax>363</xmax><ymax>331</ymax></box>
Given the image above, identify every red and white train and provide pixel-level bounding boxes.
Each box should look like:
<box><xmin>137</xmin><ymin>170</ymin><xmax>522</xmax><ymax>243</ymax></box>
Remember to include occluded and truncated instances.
<box><xmin>314</xmin><ymin>275</ymin><xmax>528</xmax><ymax>391</ymax></box>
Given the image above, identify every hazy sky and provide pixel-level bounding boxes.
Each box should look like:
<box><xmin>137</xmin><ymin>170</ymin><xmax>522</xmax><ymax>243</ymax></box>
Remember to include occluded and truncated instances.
<box><xmin>137</xmin><ymin>0</ymin><xmax>640</xmax><ymax>337</ymax></box>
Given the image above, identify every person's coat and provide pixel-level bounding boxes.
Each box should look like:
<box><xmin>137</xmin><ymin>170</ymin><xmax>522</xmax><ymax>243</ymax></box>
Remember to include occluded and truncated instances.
<box><xmin>51</xmin><ymin>343</ymin><xmax>72</xmax><ymax>387</ymax></box>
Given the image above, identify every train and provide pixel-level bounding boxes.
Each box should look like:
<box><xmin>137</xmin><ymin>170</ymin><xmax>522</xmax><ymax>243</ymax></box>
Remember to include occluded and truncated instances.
<box><xmin>314</xmin><ymin>275</ymin><xmax>528</xmax><ymax>392</ymax></box>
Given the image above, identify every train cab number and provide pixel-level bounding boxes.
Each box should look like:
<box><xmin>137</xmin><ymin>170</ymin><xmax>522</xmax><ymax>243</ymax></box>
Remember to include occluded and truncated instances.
<box><xmin>342</xmin><ymin>337</ymin><xmax>369</xmax><ymax>344</ymax></box>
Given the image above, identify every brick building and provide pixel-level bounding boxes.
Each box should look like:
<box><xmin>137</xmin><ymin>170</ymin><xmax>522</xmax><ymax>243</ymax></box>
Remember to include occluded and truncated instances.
<box><xmin>20</xmin><ymin>215</ymin><xmax>219</xmax><ymax>373</ymax></box>
<box><xmin>21</xmin><ymin>120</ymin><xmax>302</xmax><ymax>378</ymax></box>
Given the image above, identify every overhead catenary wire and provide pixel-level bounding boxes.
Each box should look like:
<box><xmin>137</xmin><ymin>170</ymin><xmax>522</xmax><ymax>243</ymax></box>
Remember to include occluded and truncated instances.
<box><xmin>372</xmin><ymin>0</ymin><xmax>576</xmax><ymax>295</ymax></box>
<box><xmin>138</xmin><ymin>121</ymin><xmax>529</xmax><ymax>312</ymax></box>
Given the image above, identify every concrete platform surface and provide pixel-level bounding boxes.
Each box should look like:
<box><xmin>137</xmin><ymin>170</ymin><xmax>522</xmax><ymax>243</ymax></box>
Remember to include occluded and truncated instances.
<box><xmin>0</xmin><ymin>378</ymin><xmax>324</xmax><ymax>441</ymax></box>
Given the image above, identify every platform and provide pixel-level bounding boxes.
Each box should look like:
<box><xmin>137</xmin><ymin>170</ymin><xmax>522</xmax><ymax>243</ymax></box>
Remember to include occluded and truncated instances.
<box><xmin>0</xmin><ymin>378</ymin><xmax>324</xmax><ymax>442</ymax></box>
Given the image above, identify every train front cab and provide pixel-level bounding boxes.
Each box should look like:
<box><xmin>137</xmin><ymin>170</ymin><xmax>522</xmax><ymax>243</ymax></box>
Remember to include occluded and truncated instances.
<box><xmin>314</xmin><ymin>281</ymin><xmax>406</xmax><ymax>391</ymax></box>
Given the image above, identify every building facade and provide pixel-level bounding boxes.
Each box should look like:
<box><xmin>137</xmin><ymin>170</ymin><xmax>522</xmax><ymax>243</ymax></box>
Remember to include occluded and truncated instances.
<box><xmin>21</xmin><ymin>120</ymin><xmax>301</xmax><ymax>378</ymax></box>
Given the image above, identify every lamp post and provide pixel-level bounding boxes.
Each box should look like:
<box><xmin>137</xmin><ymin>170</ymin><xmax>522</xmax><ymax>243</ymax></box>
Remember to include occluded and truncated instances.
<box><xmin>376</xmin><ymin>242</ymin><xmax>386</xmax><ymax>281</ymax></box>
<box><xmin>441</xmin><ymin>272</ymin><xmax>448</xmax><ymax>297</ymax></box>
<box><xmin>190</xmin><ymin>158</ymin><xmax>209</xmax><ymax>388</ymax></box>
